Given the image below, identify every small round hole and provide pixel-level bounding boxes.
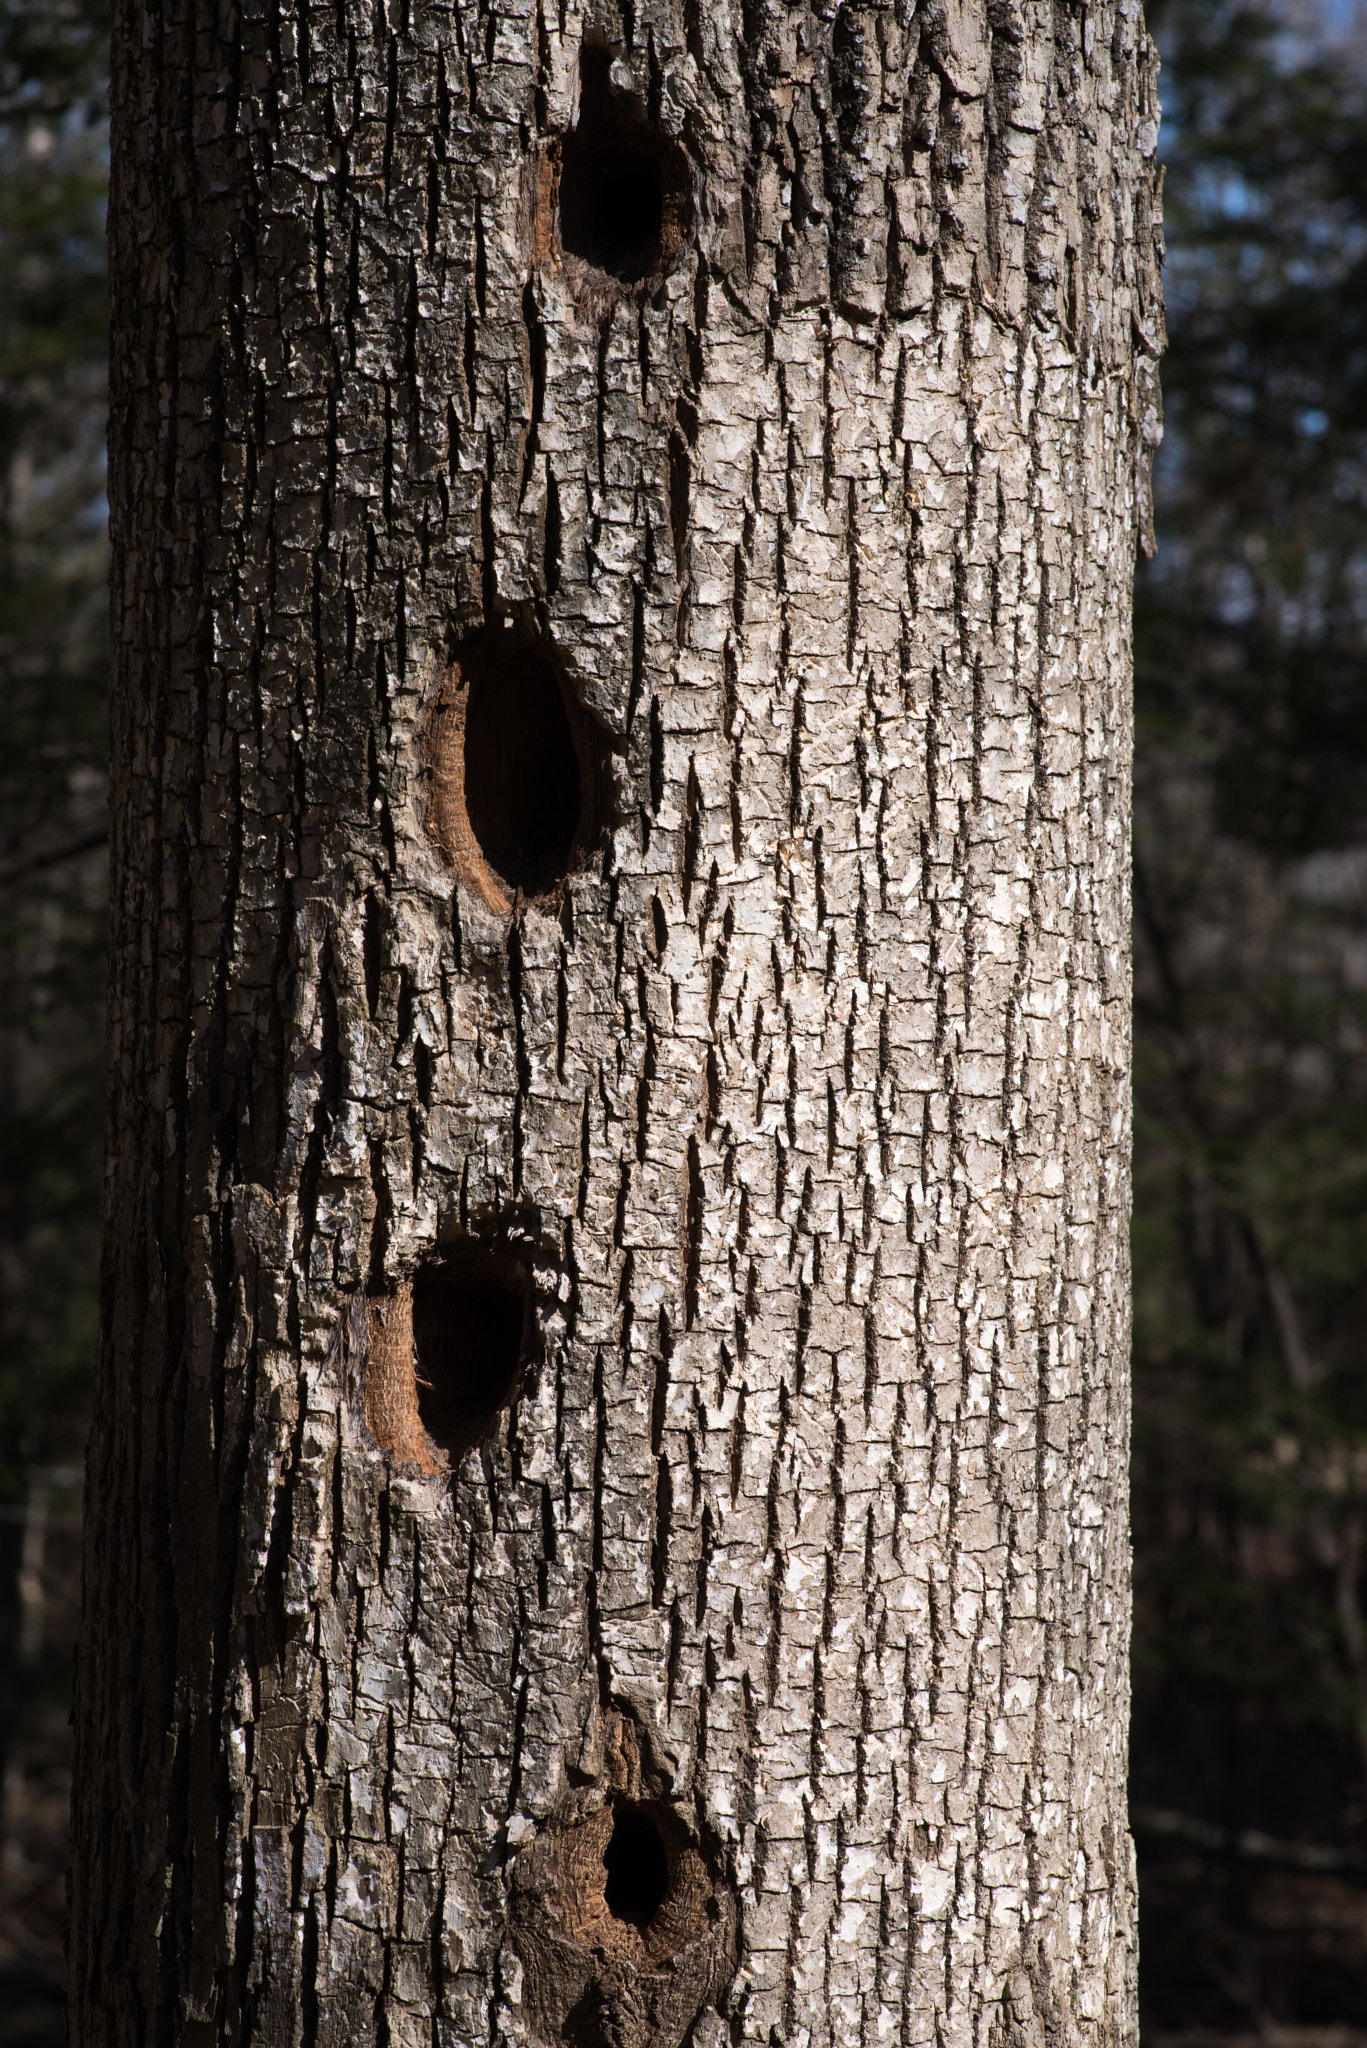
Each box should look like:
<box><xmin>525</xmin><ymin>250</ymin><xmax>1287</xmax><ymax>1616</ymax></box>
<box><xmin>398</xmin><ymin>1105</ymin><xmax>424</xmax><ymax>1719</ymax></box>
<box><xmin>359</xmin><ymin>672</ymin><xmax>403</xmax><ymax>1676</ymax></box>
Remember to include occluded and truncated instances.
<box><xmin>602</xmin><ymin>1806</ymin><xmax>670</xmax><ymax>1928</ymax></box>
<box><xmin>463</xmin><ymin>640</ymin><xmax>581</xmax><ymax>897</ymax></box>
<box><xmin>411</xmin><ymin>1257</ymin><xmax>528</xmax><ymax>1459</ymax></box>
<box><xmin>558</xmin><ymin>46</ymin><xmax>689</xmax><ymax>285</ymax></box>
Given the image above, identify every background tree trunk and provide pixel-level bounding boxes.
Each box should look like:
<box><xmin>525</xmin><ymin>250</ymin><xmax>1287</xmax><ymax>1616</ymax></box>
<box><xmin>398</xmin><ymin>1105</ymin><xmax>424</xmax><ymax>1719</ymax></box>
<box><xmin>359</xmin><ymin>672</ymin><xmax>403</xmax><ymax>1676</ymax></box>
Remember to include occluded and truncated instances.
<box><xmin>70</xmin><ymin>0</ymin><xmax>1162</xmax><ymax>2042</ymax></box>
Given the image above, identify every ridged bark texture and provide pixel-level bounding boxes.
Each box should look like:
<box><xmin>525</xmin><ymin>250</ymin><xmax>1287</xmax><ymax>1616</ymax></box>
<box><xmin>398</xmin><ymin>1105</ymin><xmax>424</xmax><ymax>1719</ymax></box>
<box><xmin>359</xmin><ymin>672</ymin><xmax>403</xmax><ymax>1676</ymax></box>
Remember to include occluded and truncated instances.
<box><xmin>72</xmin><ymin>1</ymin><xmax>1163</xmax><ymax>2045</ymax></box>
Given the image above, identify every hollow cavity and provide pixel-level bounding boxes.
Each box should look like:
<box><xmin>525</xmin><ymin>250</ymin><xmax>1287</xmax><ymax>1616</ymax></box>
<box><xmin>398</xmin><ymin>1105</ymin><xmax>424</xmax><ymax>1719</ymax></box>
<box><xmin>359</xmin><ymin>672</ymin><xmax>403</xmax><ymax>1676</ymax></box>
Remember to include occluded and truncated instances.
<box><xmin>411</xmin><ymin>1256</ymin><xmax>528</xmax><ymax>1460</ymax></box>
<box><xmin>462</xmin><ymin>635</ymin><xmax>581</xmax><ymax>898</ymax></box>
<box><xmin>559</xmin><ymin>47</ymin><xmax>676</xmax><ymax>283</ymax></box>
<box><xmin>602</xmin><ymin>1806</ymin><xmax>670</xmax><ymax>1929</ymax></box>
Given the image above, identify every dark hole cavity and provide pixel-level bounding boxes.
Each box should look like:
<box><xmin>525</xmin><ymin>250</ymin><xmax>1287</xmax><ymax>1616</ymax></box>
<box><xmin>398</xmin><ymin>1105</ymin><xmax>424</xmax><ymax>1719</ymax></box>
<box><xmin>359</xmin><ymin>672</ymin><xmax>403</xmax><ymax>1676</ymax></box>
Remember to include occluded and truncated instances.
<box><xmin>412</xmin><ymin>1257</ymin><xmax>527</xmax><ymax>1458</ymax></box>
<box><xmin>559</xmin><ymin>47</ymin><xmax>666</xmax><ymax>283</ymax></box>
<box><xmin>603</xmin><ymin>1806</ymin><xmax>670</xmax><ymax>1928</ymax></box>
<box><xmin>464</xmin><ymin>635</ymin><xmax>581</xmax><ymax>897</ymax></box>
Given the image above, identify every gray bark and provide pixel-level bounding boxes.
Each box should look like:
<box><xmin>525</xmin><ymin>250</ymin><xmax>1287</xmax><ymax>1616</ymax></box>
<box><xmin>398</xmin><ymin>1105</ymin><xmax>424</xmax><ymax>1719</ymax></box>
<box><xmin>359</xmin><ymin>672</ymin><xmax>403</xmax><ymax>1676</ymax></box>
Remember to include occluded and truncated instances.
<box><xmin>71</xmin><ymin>1</ymin><xmax>1163</xmax><ymax>2045</ymax></box>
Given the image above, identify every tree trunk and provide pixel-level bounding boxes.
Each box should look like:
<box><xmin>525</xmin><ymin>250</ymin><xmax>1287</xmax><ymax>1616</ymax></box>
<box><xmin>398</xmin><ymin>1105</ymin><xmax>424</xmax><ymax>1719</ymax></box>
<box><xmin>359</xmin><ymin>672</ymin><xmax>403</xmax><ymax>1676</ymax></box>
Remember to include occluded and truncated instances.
<box><xmin>71</xmin><ymin>0</ymin><xmax>1162</xmax><ymax>2042</ymax></box>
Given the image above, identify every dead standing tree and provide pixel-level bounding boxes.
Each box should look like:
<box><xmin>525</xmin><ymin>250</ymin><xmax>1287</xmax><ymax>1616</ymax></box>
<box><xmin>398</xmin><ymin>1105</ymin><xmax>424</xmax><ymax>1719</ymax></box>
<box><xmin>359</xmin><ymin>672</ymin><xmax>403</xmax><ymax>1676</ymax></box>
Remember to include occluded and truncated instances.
<box><xmin>70</xmin><ymin>0</ymin><xmax>1163</xmax><ymax>2043</ymax></box>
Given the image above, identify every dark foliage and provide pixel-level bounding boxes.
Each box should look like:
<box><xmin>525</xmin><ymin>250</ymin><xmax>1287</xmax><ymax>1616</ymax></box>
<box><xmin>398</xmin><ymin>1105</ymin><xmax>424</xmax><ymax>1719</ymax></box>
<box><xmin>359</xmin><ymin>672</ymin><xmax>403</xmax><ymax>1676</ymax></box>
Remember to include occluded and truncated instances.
<box><xmin>1132</xmin><ymin>0</ymin><xmax>1367</xmax><ymax>2031</ymax></box>
<box><xmin>0</xmin><ymin>0</ymin><xmax>107</xmax><ymax>2035</ymax></box>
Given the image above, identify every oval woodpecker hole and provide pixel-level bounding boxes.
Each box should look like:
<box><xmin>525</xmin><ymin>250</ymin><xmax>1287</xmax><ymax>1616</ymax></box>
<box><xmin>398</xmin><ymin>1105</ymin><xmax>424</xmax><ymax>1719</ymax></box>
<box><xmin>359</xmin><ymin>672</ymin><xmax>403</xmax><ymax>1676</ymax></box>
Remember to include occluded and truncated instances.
<box><xmin>463</xmin><ymin>638</ymin><xmax>580</xmax><ymax>896</ymax></box>
<box><xmin>602</xmin><ymin>1805</ymin><xmax>670</xmax><ymax>1930</ymax></box>
<box><xmin>411</xmin><ymin>1254</ymin><xmax>529</xmax><ymax>1461</ymax></box>
<box><xmin>558</xmin><ymin>45</ymin><xmax>690</xmax><ymax>285</ymax></box>
<box><xmin>424</xmin><ymin>628</ymin><xmax>600</xmax><ymax>912</ymax></box>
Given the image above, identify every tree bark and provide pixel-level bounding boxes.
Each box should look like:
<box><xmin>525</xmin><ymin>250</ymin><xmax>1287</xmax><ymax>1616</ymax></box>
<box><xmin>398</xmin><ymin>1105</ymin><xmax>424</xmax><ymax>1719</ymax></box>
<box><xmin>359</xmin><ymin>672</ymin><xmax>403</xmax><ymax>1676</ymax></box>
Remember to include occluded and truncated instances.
<box><xmin>71</xmin><ymin>0</ymin><xmax>1162</xmax><ymax>2043</ymax></box>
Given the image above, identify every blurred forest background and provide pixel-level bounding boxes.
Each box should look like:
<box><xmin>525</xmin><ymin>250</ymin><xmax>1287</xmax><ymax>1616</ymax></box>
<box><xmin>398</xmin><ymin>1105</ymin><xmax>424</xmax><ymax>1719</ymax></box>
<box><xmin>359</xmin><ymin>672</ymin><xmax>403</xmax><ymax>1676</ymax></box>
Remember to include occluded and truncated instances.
<box><xmin>3</xmin><ymin>0</ymin><xmax>1367</xmax><ymax>2039</ymax></box>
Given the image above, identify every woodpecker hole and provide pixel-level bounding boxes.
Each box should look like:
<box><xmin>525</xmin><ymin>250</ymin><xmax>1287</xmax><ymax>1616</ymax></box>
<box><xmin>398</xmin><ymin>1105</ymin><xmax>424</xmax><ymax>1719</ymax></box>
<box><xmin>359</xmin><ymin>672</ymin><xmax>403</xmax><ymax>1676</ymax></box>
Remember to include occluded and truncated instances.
<box><xmin>413</xmin><ymin>1256</ymin><xmax>528</xmax><ymax>1459</ymax></box>
<box><xmin>506</xmin><ymin>1713</ymin><xmax>737</xmax><ymax>2045</ymax></box>
<box><xmin>603</xmin><ymin>1806</ymin><xmax>670</xmax><ymax>1929</ymax></box>
<box><xmin>465</xmin><ymin>642</ymin><xmax>579</xmax><ymax>894</ymax></box>
<box><xmin>556</xmin><ymin>45</ymin><xmax>691</xmax><ymax>286</ymax></box>
<box><xmin>365</xmin><ymin>1250</ymin><xmax>532</xmax><ymax>1470</ymax></box>
<box><xmin>424</xmin><ymin>628</ymin><xmax>600</xmax><ymax>912</ymax></box>
<box><xmin>512</xmin><ymin>1793</ymin><xmax>714</xmax><ymax>1972</ymax></box>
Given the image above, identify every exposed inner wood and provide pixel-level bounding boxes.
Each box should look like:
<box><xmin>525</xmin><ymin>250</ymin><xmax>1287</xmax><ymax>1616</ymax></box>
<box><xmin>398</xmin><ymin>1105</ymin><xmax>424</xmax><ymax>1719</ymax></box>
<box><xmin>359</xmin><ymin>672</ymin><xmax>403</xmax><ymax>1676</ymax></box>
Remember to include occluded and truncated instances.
<box><xmin>365</xmin><ymin>1254</ymin><xmax>532</xmax><ymax>1469</ymax></box>
<box><xmin>508</xmin><ymin>1707</ymin><xmax>731</xmax><ymax>2038</ymax></box>
<box><xmin>542</xmin><ymin>1800</ymin><xmax>709</xmax><ymax>1969</ymax></box>
<box><xmin>364</xmin><ymin>1281</ymin><xmax>440</xmax><ymax>1472</ymax></box>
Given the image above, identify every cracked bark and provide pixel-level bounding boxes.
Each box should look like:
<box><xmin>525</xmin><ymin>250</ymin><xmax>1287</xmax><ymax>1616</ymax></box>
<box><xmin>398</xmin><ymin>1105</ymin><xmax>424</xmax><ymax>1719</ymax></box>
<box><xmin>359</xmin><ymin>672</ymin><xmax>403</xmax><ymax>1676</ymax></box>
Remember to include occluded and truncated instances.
<box><xmin>70</xmin><ymin>1</ymin><xmax>1163</xmax><ymax>2045</ymax></box>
